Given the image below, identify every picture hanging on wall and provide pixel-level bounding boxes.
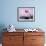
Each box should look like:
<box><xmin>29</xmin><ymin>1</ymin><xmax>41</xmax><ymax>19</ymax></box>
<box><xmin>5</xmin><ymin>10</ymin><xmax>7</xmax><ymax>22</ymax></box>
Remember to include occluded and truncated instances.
<box><xmin>17</xmin><ymin>7</ymin><xmax>35</xmax><ymax>22</ymax></box>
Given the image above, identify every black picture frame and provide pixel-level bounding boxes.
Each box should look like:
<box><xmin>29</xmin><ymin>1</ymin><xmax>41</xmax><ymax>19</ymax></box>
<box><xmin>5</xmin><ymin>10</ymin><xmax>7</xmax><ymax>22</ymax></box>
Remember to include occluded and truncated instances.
<box><xmin>17</xmin><ymin>7</ymin><xmax>35</xmax><ymax>22</ymax></box>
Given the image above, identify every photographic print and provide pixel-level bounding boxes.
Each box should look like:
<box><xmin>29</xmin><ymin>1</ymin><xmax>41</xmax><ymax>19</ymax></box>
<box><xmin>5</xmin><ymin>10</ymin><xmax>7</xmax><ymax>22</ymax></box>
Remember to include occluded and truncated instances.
<box><xmin>17</xmin><ymin>7</ymin><xmax>35</xmax><ymax>22</ymax></box>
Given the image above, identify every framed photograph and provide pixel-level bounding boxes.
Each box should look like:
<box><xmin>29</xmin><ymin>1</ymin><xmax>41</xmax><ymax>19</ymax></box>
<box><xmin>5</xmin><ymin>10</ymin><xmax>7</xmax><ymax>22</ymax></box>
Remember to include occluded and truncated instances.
<box><xmin>17</xmin><ymin>7</ymin><xmax>35</xmax><ymax>22</ymax></box>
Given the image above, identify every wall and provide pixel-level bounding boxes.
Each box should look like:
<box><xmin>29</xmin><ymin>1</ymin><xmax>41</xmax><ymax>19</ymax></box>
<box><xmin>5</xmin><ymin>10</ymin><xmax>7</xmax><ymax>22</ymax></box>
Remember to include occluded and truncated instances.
<box><xmin>0</xmin><ymin>0</ymin><xmax>46</xmax><ymax>43</ymax></box>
